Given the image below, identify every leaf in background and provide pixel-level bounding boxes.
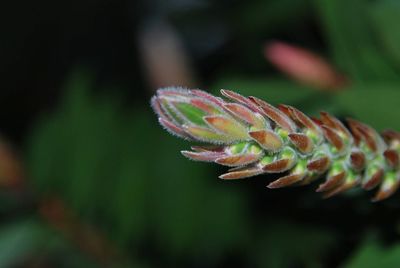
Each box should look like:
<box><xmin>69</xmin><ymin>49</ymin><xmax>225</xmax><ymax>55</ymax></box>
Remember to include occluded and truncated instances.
<box><xmin>369</xmin><ymin>0</ymin><xmax>400</xmax><ymax>68</ymax></box>
<box><xmin>253</xmin><ymin>221</ymin><xmax>335</xmax><ymax>268</ymax></box>
<box><xmin>237</xmin><ymin>0</ymin><xmax>310</xmax><ymax>35</ymax></box>
<box><xmin>0</xmin><ymin>219</ymin><xmax>45</xmax><ymax>267</ymax></box>
<box><xmin>344</xmin><ymin>238</ymin><xmax>400</xmax><ymax>268</ymax></box>
<box><xmin>314</xmin><ymin>0</ymin><xmax>398</xmax><ymax>81</ymax></box>
<box><xmin>335</xmin><ymin>84</ymin><xmax>400</xmax><ymax>131</ymax></box>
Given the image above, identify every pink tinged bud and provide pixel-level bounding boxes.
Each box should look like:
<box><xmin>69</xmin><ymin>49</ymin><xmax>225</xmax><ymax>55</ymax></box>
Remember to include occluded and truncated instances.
<box><xmin>151</xmin><ymin>96</ymin><xmax>169</xmax><ymax>121</ymax></box>
<box><xmin>288</xmin><ymin>133</ymin><xmax>314</xmax><ymax>154</ymax></box>
<box><xmin>267</xmin><ymin>173</ymin><xmax>306</xmax><ymax>189</ymax></box>
<box><xmin>190</xmin><ymin>99</ymin><xmax>222</xmax><ymax>115</ymax></box>
<box><xmin>249</xmin><ymin>129</ymin><xmax>283</xmax><ymax>152</ymax></box>
<box><xmin>248</xmin><ymin>96</ymin><xmax>296</xmax><ymax>132</ymax></box>
<box><xmin>191</xmin><ymin>90</ymin><xmax>226</xmax><ymax>108</ymax></box>
<box><xmin>182</xmin><ymin>125</ymin><xmax>233</xmax><ymax>143</ymax></box>
<box><xmin>181</xmin><ymin>150</ymin><xmax>226</xmax><ymax>162</ymax></box>
<box><xmin>219</xmin><ymin>167</ymin><xmax>263</xmax><ymax>180</ymax></box>
<box><xmin>220</xmin><ymin>89</ymin><xmax>263</xmax><ymax>113</ymax></box>
<box><xmin>190</xmin><ymin>145</ymin><xmax>224</xmax><ymax>152</ymax></box>
<box><xmin>264</xmin><ymin>41</ymin><xmax>345</xmax><ymax>90</ymax></box>
<box><xmin>158</xmin><ymin>118</ymin><xmax>191</xmax><ymax>139</ymax></box>
<box><xmin>223</xmin><ymin>103</ymin><xmax>265</xmax><ymax>129</ymax></box>
<box><xmin>204</xmin><ymin>115</ymin><xmax>248</xmax><ymax>140</ymax></box>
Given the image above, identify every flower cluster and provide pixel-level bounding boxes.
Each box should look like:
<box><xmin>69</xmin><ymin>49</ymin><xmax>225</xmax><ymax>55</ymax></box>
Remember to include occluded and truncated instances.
<box><xmin>151</xmin><ymin>87</ymin><xmax>400</xmax><ymax>201</ymax></box>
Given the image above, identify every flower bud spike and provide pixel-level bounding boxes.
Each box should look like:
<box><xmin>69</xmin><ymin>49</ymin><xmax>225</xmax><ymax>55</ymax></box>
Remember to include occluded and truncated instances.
<box><xmin>152</xmin><ymin>87</ymin><xmax>400</xmax><ymax>202</ymax></box>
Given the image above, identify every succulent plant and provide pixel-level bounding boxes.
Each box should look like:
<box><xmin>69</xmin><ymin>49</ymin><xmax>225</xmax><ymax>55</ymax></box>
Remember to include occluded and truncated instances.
<box><xmin>151</xmin><ymin>87</ymin><xmax>400</xmax><ymax>201</ymax></box>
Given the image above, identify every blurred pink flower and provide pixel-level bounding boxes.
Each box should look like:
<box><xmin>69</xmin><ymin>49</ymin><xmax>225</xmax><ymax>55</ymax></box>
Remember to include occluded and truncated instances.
<box><xmin>265</xmin><ymin>41</ymin><xmax>346</xmax><ymax>91</ymax></box>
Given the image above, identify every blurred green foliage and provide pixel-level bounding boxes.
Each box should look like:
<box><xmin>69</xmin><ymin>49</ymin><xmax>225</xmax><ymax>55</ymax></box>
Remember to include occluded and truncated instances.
<box><xmin>345</xmin><ymin>237</ymin><xmax>400</xmax><ymax>268</ymax></box>
<box><xmin>1</xmin><ymin>0</ymin><xmax>400</xmax><ymax>267</ymax></box>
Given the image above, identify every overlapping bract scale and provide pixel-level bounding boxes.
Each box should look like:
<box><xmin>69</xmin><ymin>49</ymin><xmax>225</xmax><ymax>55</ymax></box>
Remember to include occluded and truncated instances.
<box><xmin>151</xmin><ymin>87</ymin><xmax>400</xmax><ymax>201</ymax></box>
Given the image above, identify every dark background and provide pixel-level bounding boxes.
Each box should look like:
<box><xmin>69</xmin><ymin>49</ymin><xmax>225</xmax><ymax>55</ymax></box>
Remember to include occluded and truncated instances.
<box><xmin>1</xmin><ymin>0</ymin><xmax>400</xmax><ymax>267</ymax></box>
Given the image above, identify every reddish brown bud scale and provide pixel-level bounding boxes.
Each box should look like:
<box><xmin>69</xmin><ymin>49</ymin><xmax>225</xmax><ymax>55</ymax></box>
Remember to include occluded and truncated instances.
<box><xmin>219</xmin><ymin>167</ymin><xmax>263</xmax><ymax>180</ymax></box>
<box><xmin>223</xmin><ymin>103</ymin><xmax>264</xmax><ymax>128</ymax></box>
<box><xmin>288</xmin><ymin>133</ymin><xmax>314</xmax><ymax>154</ymax></box>
<box><xmin>267</xmin><ymin>173</ymin><xmax>305</xmax><ymax>189</ymax></box>
<box><xmin>215</xmin><ymin>154</ymin><xmax>261</xmax><ymax>167</ymax></box>
<box><xmin>181</xmin><ymin>150</ymin><xmax>225</xmax><ymax>162</ymax></box>
<box><xmin>248</xmin><ymin>96</ymin><xmax>296</xmax><ymax>132</ymax></box>
<box><xmin>373</xmin><ymin>184</ymin><xmax>400</xmax><ymax>202</ymax></box>
<box><xmin>307</xmin><ymin>157</ymin><xmax>330</xmax><ymax>173</ymax></box>
<box><xmin>263</xmin><ymin>159</ymin><xmax>292</xmax><ymax>173</ymax></box>
<box><xmin>316</xmin><ymin>172</ymin><xmax>346</xmax><ymax>192</ymax></box>
<box><xmin>249</xmin><ymin>130</ymin><xmax>283</xmax><ymax>152</ymax></box>
<box><xmin>159</xmin><ymin>118</ymin><xmax>190</xmax><ymax>139</ymax></box>
<box><xmin>220</xmin><ymin>89</ymin><xmax>262</xmax><ymax>113</ymax></box>
<box><xmin>350</xmin><ymin>151</ymin><xmax>366</xmax><ymax>171</ymax></box>
<box><xmin>321</xmin><ymin>126</ymin><xmax>345</xmax><ymax>152</ymax></box>
<box><xmin>323</xmin><ymin>179</ymin><xmax>359</xmax><ymax>199</ymax></box>
<box><xmin>363</xmin><ymin>169</ymin><xmax>384</xmax><ymax>190</ymax></box>
<box><xmin>320</xmin><ymin>111</ymin><xmax>351</xmax><ymax>138</ymax></box>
